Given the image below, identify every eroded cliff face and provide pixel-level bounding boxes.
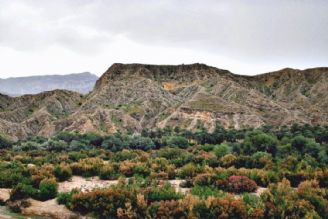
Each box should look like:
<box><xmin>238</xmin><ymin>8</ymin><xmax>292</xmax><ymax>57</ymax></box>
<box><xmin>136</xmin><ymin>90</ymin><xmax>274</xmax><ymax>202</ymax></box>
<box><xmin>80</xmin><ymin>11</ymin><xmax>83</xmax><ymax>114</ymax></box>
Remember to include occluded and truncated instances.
<box><xmin>1</xmin><ymin>63</ymin><xmax>328</xmax><ymax>139</ymax></box>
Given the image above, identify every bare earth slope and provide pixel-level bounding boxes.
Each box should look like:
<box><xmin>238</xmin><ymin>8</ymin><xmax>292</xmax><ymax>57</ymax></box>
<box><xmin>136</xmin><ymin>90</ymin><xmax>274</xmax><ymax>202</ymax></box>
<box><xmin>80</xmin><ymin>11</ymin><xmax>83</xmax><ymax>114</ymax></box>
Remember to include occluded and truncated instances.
<box><xmin>1</xmin><ymin>63</ymin><xmax>327</xmax><ymax>139</ymax></box>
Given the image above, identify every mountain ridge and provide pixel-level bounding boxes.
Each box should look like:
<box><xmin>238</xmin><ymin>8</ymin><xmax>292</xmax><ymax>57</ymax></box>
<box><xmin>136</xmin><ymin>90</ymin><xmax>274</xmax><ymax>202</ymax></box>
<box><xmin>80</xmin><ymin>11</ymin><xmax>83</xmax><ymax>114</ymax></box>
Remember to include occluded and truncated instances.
<box><xmin>0</xmin><ymin>63</ymin><xmax>327</xmax><ymax>139</ymax></box>
<box><xmin>0</xmin><ymin>72</ymin><xmax>98</xmax><ymax>96</ymax></box>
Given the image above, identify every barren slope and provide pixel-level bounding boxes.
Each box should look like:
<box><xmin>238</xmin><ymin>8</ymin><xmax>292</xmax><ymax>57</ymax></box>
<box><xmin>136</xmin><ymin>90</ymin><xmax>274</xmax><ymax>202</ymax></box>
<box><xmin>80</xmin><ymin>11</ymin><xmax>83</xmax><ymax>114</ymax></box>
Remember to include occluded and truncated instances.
<box><xmin>0</xmin><ymin>63</ymin><xmax>327</xmax><ymax>139</ymax></box>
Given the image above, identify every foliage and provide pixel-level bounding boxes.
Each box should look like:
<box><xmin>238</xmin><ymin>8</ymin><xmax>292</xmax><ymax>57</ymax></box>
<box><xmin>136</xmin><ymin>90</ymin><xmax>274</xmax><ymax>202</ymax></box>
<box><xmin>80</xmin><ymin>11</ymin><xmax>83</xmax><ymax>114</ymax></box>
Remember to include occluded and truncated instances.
<box><xmin>38</xmin><ymin>178</ymin><xmax>58</xmax><ymax>201</ymax></box>
<box><xmin>54</xmin><ymin>164</ymin><xmax>72</xmax><ymax>182</ymax></box>
<box><xmin>191</xmin><ymin>185</ymin><xmax>226</xmax><ymax>199</ymax></box>
<box><xmin>242</xmin><ymin>130</ymin><xmax>278</xmax><ymax>155</ymax></box>
<box><xmin>146</xmin><ymin>183</ymin><xmax>184</xmax><ymax>202</ymax></box>
<box><xmin>1</xmin><ymin>124</ymin><xmax>328</xmax><ymax>218</ymax></box>
<box><xmin>71</xmin><ymin>187</ymin><xmax>146</xmax><ymax>218</ymax></box>
<box><xmin>227</xmin><ymin>175</ymin><xmax>257</xmax><ymax>193</ymax></box>
<box><xmin>57</xmin><ymin>190</ymin><xmax>78</xmax><ymax>208</ymax></box>
<box><xmin>167</xmin><ymin>136</ymin><xmax>189</xmax><ymax>149</ymax></box>
<box><xmin>0</xmin><ymin>134</ymin><xmax>13</xmax><ymax>149</ymax></box>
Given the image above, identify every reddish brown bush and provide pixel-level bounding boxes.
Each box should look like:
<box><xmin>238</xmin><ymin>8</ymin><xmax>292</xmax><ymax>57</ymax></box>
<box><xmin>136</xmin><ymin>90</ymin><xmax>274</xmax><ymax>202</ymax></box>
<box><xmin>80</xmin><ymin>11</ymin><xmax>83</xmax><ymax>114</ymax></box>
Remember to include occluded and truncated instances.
<box><xmin>227</xmin><ymin>175</ymin><xmax>257</xmax><ymax>193</ymax></box>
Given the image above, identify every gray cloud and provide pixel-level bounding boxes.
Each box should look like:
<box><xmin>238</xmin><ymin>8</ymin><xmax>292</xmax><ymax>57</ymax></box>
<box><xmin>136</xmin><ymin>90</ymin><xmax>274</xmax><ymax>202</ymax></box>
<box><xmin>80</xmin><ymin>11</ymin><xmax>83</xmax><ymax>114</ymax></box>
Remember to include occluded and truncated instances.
<box><xmin>0</xmin><ymin>0</ymin><xmax>327</xmax><ymax>76</ymax></box>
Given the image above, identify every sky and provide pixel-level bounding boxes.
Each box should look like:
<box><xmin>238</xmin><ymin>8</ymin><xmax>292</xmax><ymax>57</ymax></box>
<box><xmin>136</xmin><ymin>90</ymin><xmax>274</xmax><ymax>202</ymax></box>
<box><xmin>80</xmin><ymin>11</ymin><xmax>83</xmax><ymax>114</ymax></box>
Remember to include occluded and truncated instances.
<box><xmin>0</xmin><ymin>0</ymin><xmax>327</xmax><ymax>78</ymax></box>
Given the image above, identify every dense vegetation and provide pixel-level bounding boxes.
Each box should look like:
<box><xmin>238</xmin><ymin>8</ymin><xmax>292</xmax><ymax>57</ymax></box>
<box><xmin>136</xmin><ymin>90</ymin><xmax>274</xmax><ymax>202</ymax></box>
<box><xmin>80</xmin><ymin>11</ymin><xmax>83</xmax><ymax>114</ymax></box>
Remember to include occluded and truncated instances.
<box><xmin>0</xmin><ymin>124</ymin><xmax>327</xmax><ymax>218</ymax></box>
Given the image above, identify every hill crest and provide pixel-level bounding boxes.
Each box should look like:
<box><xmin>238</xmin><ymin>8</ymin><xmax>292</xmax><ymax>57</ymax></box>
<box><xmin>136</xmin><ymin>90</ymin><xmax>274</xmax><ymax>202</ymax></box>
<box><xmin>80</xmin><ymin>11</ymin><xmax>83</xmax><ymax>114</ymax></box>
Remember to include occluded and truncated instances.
<box><xmin>0</xmin><ymin>63</ymin><xmax>327</xmax><ymax>139</ymax></box>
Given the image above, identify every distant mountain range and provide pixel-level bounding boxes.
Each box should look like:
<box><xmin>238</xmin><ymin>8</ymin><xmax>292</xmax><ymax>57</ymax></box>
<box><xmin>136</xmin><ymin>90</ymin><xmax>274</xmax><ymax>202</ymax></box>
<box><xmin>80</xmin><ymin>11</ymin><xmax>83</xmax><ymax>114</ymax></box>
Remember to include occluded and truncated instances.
<box><xmin>0</xmin><ymin>63</ymin><xmax>328</xmax><ymax>139</ymax></box>
<box><xmin>0</xmin><ymin>72</ymin><xmax>98</xmax><ymax>96</ymax></box>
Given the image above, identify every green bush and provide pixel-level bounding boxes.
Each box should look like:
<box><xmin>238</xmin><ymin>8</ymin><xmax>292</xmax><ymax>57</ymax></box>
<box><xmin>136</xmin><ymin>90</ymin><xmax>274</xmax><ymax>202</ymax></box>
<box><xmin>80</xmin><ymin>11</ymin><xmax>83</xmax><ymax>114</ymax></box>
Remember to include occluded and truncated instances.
<box><xmin>46</xmin><ymin>139</ymin><xmax>68</xmax><ymax>152</ymax></box>
<box><xmin>243</xmin><ymin>131</ymin><xmax>278</xmax><ymax>155</ymax></box>
<box><xmin>178</xmin><ymin>163</ymin><xmax>202</xmax><ymax>179</ymax></box>
<box><xmin>38</xmin><ymin>178</ymin><xmax>58</xmax><ymax>201</ymax></box>
<box><xmin>57</xmin><ymin>190</ymin><xmax>78</xmax><ymax>208</ymax></box>
<box><xmin>101</xmin><ymin>135</ymin><xmax>127</xmax><ymax>151</ymax></box>
<box><xmin>128</xmin><ymin>136</ymin><xmax>155</xmax><ymax>151</ymax></box>
<box><xmin>214</xmin><ymin>143</ymin><xmax>231</xmax><ymax>158</ymax></box>
<box><xmin>54</xmin><ymin>164</ymin><xmax>72</xmax><ymax>182</ymax></box>
<box><xmin>133</xmin><ymin>164</ymin><xmax>151</xmax><ymax>177</ymax></box>
<box><xmin>200</xmin><ymin>144</ymin><xmax>215</xmax><ymax>152</ymax></box>
<box><xmin>167</xmin><ymin>136</ymin><xmax>189</xmax><ymax>149</ymax></box>
<box><xmin>191</xmin><ymin>186</ymin><xmax>226</xmax><ymax>199</ymax></box>
<box><xmin>146</xmin><ymin>183</ymin><xmax>184</xmax><ymax>202</ymax></box>
<box><xmin>10</xmin><ymin>183</ymin><xmax>37</xmax><ymax>200</ymax></box>
<box><xmin>0</xmin><ymin>162</ymin><xmax>28</xmax><ymax>188</ymax></box>
<box><xmin>99</xmin><ymin>164</ymin><xmax>117</xmax><ymax>180</ymax></box>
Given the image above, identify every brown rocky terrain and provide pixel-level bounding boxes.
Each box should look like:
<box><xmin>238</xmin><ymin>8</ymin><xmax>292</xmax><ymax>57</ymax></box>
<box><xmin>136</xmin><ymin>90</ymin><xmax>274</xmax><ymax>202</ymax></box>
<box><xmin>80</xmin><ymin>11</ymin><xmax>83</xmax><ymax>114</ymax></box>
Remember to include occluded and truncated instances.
<box><xmin>0</xmin><ymin>63</ymin><xmax>327</xmax><ymax>139</ymax></box>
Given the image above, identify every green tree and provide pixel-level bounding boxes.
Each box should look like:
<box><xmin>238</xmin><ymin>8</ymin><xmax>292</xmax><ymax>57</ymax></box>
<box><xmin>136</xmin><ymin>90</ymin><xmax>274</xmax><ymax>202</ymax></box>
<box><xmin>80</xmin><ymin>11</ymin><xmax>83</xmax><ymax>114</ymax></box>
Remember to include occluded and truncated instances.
<box><xmin>167</xmin><ymin>136</ymin><xmax>189</xmax><ymax>149</ymax></box>
<box><xmin>243</xmin><ymin>130</ymin><xmax>278</xmax><ymax>155</ymax></box>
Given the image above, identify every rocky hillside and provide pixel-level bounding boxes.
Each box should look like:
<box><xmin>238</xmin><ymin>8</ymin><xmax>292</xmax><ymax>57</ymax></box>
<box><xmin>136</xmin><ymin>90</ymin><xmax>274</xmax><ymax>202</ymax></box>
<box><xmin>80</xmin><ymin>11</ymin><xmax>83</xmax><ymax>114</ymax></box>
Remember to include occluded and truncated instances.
<box><xmin>0</xmin><ymin>72</ymin><xmax>98</xmax><ymax>96</ymax></box>
<box><xmin>0</xmin><ymin>63</ymin><xmax>327</xmax><ymax>139</ymax></box>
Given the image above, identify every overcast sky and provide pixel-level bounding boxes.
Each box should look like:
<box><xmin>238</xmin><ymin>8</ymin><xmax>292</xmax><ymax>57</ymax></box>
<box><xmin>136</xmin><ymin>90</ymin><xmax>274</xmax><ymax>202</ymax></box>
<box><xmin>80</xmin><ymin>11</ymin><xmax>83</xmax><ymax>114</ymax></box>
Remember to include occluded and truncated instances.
<box><xmin>0</xmin><ymin>0</ymin><xmax>327</xmax><ymax>77</ymax></box>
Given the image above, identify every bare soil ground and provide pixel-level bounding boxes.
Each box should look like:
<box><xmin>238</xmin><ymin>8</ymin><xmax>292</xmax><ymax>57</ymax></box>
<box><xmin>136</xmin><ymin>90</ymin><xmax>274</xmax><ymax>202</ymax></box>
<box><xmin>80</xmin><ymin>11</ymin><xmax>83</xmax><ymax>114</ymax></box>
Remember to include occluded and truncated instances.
<box><xmin>58</xmin><ymin>176</ymin><xmax>118</xmax><ymax>193</ymax></box>
<box><xmin>22</xmin><ymin>198</ymin><xmax>80</xmax><ymax>219</ymax></box>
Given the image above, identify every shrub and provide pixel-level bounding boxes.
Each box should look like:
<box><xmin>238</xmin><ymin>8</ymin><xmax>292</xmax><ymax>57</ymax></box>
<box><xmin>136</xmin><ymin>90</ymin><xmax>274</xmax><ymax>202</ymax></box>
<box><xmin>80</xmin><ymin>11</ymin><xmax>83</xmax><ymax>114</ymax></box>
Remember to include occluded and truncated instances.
<box><xmin>70</xmin><ymin>157</ymin><xmax>103</xmax><ymax>177</ymax></box>
<box><xmin>147</xmin><ymin>200</ymin><xmax>189</xmax><ymax>218</ymax></box>
<box><xmin>68</xmin><ymin>140</ymin><xmax>89</xmax><ymax>151</ymax></box>
<box><xmin>191</xmin><ymin>186</ymin><xmax>226</xmax><ymax>199</ymax></box>
<box><xmin>250</xmin><ymin>152</ymin><xmax>273</xmax><ymax>168</ymax></box>
<box><xmin>167</xmin><ymin>136</ymin><xmax>189</xmax><ymax>149</ymax></box>
<box><xmin>133</xmin><ymin>164</ymin><xmax>151</xmax><ymax>177</ymax></box>
<box><xmin>55</xmin><ymin>131</ymin><xmax>79</xmax><ymax>143</ymax></box>
<box><xmin>57</xmin><ymin>190</ymin><xmax>78</xmax><ymax>208</ymax></box>
<box><xmin>243</xmin><ymin>131</ymin><xmax>278</xmax><ymax>155</ymax></box>
<box><xmin>193</xmin><ymin>195</ymin><xmax>247</xmax><ymax>219</ymax></box>
<box><xmin>0</xmin><ymin>134</ymin><xmax>13</xmax><ymax>149</ymax></box>
<box><xmin>219</xmin><ymin>154</ymin><xmax>237</xmax><ymax>167</ymax></box>
<box><xmin>128</xmin><ymin>136</ymin><xmax>155</xmax><ymax>151</ymax></box>
<box><xmin>67</xmin><ymin>151</ymin><xmax>88</xmax><ymax>162</ymax></box>
<box><xmin>119</xmin><ymin>161</ymin><xmax>138</xmax><ymax>177</ymax></box>
<box><xmin>242</xmin><ymin>193</ymin><xmax>265</xmax><ymax>218</ymax></box>
<box><xmin>146</xmin><ymin>183</ymin><xmax>184</xmax><ymax>202</ymax></box>
<box><xmin>71</xmin><ymin>187</ymin><xmax>145</xmax><ymax>218</ymax></box>
<box><xmin>13</xmin><ymin>141</ymin><xmax>41</xmax><ymax>151</ymax></box>
<box><xmin>45</xmin><ymin>139</ymin><xmax>68</xmax><ymax>152</ymax></box>
<box><xmin>99</xmin><ymin>164</ymin><xmax>117</xmax><ymax>180</ymax></box>
<box><xmin>0</xmin><ymin>169</ymin><xmax>25</xmax><ymax>188</ymax></box>
<box><xmin>10</xmin><ymin>183</ymin><xmax>37</xmax><ymax>200</ymax></box>
<box><xmin>261</xmin><ymin>179</ymin><xmax>317</xmax><ymax>218</ymax></box>
<box><xmin>178</xmin><ymin>163</ymin><xmax>202</xmax><ymax>179</ymax></box>
<box><xmin>54</xmin><ymin>164</ymin><xmax>72</xmax><ymax>182</ymax></box>
<box><xmin>81</xmin><ymin>132</ymin><xmax>103</xmax><ymax>147</ymax></box>
<box><xmin>214</xmin><ymin>143</ymin><xmax>231</xmax><ymax>158</ymax></box>
<box><xmin>112</xmin><ymin>150</ymin><xmax>138</xmax><ymax>162</ymax></box>
<box><xmin>101</xmin><ymin>135</ymin><xmax>127</xmax><ymax>151</ymax></box>
<box><xmin>192</xmin><ymin>173</ymin><xmax>217</xmax><ymax>187</ymax></box>
<box><xmin>38</xmin><ymin>178</ymin><xmax>58</xmax><ymax>201</ymax></box>
<box><xmin>227</xmin><ymin>175</ymin><xmax>257</xmax><ymax>193</ymax></box>
<box><xmin>200</xmin><ymin>144</ymin><xmax>215</xmax><ymax>152</ymax></box>
<box><xmin>297</xmin><ymin>180</ymin><xmax>328</xmax><ymax>217</ymax></box>
<box><xmin>156</xmin><ymin>147</ymin><xmax>187</xmax><ymax>161</ymax></box>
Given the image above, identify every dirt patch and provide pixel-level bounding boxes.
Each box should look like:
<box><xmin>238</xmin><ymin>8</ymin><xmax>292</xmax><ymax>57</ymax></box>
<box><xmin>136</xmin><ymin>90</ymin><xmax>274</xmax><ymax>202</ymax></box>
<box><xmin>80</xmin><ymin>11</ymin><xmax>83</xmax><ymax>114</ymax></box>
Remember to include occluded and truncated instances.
<box><xmin>0</xmin><ymin>189</ymin><xmax>10</xmax><ymax>203</ymax></box>
<box><xmin>22</xmin><ymin>198</ymin><xmax>79</xmax><ymax>219</ymax></box>
<box><xmin>168</xmin><ymin>180</ymin><xmax>191</xmax><ymax>194</ymax></box>
<box><xmin>58</xmin><ymin>176</ymin><xmax>118</xmax><ymax>193</ymax></box>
